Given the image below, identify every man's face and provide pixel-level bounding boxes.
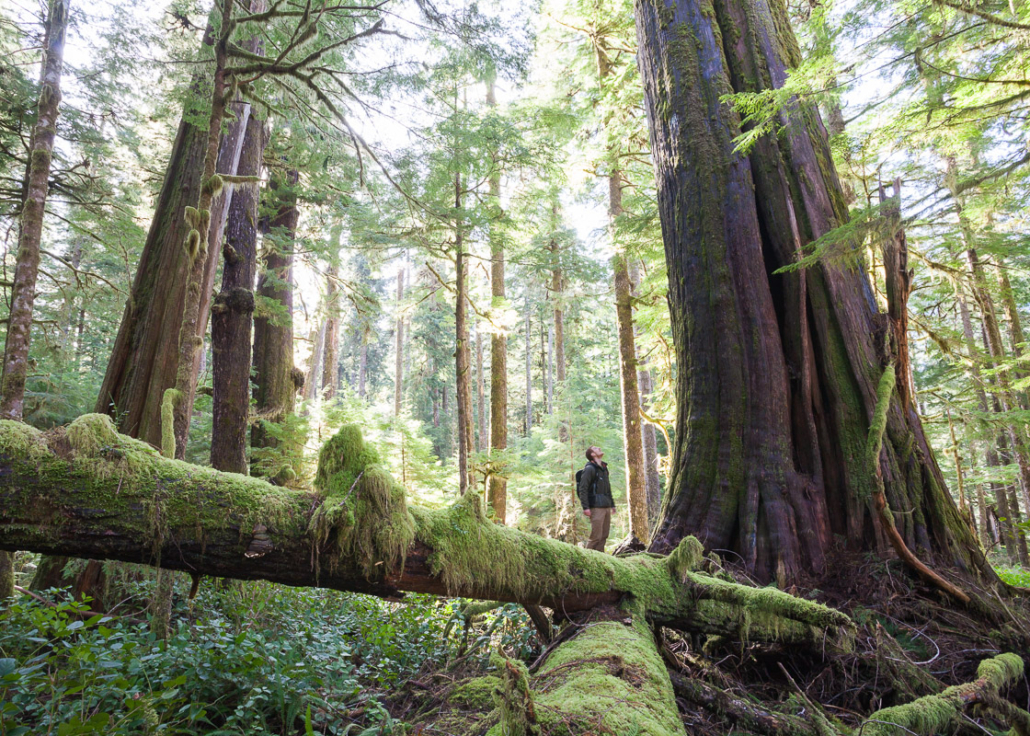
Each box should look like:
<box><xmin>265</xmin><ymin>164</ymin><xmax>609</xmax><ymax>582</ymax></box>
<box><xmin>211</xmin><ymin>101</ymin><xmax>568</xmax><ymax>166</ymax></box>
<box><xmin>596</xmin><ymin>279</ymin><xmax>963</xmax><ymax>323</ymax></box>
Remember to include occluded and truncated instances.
<box><xmin>591</xmin><ymin>447</ymin><xmax>604</xmax><ymax>462</ymax></box>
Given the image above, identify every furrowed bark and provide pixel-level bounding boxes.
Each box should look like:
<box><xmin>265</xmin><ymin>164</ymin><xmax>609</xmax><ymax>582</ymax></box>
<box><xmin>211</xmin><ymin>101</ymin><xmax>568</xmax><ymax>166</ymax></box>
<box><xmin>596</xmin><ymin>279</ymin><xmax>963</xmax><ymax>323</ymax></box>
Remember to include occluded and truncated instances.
<box><xmin>634</xmin><ymin>0</ymin><xmax>997</xmax><ymax>587</ymax></box>
<box><xmin>96</xmin><ymin>16</ymin><xmax>241</xmax><ymax>448</ymax></box>
<box><xmin>0</xmin><ymin>0</ymin><xmax>70</xmax><ymax>421</ymax></box>
<box><xmin>211</xmin><ymin>111</ymin><xmax>265</xmax><ymax>474</ymax></box>
<box><xmin>0</xmin><ymin>416</ymin><xmax>856</xmax><ymax>653</ymax></box>
<box><xmin>250</xmin><ymin>169</ymin><xmax>301</xmax><ymax>480</ymax></box>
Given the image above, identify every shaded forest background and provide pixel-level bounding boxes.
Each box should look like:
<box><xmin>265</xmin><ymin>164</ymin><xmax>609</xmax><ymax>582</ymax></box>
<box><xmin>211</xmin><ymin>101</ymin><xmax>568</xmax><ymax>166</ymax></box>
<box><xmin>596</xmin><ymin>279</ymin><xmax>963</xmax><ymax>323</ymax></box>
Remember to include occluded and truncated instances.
<box><xmin>1</xmin><ymin>0</ymin><xmax>1030</xmax><ymax>732</ymax></box>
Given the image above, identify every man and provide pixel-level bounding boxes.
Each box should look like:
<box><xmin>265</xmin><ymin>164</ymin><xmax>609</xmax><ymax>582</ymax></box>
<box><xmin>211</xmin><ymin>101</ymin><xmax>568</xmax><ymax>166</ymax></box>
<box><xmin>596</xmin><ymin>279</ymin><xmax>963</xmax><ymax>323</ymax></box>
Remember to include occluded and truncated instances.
<box><xmin>578</xmin><ymin>446</ymin><xmax>615</xmax><ymax>552</ymax></box>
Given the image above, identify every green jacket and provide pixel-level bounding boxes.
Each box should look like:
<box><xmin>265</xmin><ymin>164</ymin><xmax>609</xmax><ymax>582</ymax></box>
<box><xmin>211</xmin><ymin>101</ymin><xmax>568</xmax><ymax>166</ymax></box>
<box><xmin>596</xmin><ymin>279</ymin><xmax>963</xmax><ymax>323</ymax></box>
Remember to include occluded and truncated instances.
<box><xmin>578</xmin><ymin>461</ymin><xmax>614</xmax><ymax>510</ymax></box>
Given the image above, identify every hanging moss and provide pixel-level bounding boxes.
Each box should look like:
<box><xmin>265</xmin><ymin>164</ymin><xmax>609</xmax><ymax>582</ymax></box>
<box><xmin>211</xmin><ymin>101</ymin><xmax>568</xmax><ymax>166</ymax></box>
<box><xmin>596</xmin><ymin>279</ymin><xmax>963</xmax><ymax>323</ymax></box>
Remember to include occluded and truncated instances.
<box><xmin>491</xmin><ymin>653</ymin><xmax>538</xmax><ymax>736</ymax></box>
<box><xmin>307</xmin><ymin>425</ymin><xmax>414</xmax><ymax>577</ymax></box>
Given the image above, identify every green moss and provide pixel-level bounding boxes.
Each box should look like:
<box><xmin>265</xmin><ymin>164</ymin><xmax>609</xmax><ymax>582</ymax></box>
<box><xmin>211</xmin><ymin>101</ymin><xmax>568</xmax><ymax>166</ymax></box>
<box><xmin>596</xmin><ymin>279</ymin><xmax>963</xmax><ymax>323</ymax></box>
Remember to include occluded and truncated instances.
<box><xmin>66</xmin><ymin>413</ymin><xmax>121</xmax><ymax>456</ymax></box>
<box><xmin>450</xmin><ymin>676</ymin><xmax>502</xmax><ymax>709</ymax></box>
<box><xmin>307</xmin><ymin>425</ymin><xmax>414</xmax><ymax>577</ymax></box>
<box><xmin>866</xmin><ymin>366</ymin><xmax>896</xmax><ymax>483</ymax></box>
<box><xmin>665</xmin><ymin>535</ymin><xmax>704</xmax><ymax>582</ymax></box>
<box><xmin>491</xmin><ymin>654</ymin><xmax>537</xmax><ymax>736</ymax></box>
<box><xmin>161</xmin><ymin>389</ymin><xmax>180</xmax><ymax>459</ymax></box>
<box><xmin>861</xmin><ymin>653</ymin><xmax>1025</xmax><ymax>736</ymax></box>
<box><xmin>527</xmin><ymin>611</ymin><xmax>686</xmax><ymax>736</ymax></box>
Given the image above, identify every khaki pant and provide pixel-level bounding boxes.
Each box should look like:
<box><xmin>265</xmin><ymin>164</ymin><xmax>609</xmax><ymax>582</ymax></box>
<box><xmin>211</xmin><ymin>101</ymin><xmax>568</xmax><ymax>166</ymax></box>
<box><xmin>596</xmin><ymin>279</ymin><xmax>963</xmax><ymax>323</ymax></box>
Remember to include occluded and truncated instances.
<box><xmin>586</xmin><ymin>507</ymin><xmax>612</xmax><ymax>552</ymax></box>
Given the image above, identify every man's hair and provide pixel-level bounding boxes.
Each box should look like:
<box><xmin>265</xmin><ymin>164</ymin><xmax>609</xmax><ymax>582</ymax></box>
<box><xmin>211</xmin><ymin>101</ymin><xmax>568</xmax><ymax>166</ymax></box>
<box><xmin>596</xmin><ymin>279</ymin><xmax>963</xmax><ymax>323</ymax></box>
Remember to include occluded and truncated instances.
<box><xmin>585</xmin><ymin>447</ymin><xmax>595</xmax><ymax>461</ymax></box>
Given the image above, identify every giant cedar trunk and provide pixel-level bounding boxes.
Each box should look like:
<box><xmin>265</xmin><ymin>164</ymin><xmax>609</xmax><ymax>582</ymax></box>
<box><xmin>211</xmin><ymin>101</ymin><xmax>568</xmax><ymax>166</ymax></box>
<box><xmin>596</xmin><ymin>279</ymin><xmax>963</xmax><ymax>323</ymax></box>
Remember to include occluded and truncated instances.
<box><xmin>455</xmin><ymin>172</ymin><xmax>473</xmax><ymax>495</ymax></box>
<box><xmin>210</xmin><ymin>113</ymin><xmax>265</xmax><ymax>474</ymax></box>
<box><xmin>634</xmin><ymin>0</ymin><xmax>995</xmax><ymax>585</ymax></box>
<box><xmin>95</xmin><ymin>23</ymin><xmax>245</xmax><ymax>448</ymax></box>
<box><xmin>251</xmin><ymin>170</ymin><xmax>300</xmax><ymax>476</ymax></box>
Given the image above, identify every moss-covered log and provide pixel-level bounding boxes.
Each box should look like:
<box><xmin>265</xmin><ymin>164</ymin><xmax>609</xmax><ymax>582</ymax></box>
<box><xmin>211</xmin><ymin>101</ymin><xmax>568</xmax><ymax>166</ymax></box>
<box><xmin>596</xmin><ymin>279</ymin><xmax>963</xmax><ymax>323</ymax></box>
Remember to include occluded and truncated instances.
<box><xmin>0</xmin><ymin>416</ymin><xmax>854</xmax><ymax>652</ymax></box>
<box><xmin>861</xmin><ymin>653</ymin><xmax>1027</xmax><ymax>736</ymax></box>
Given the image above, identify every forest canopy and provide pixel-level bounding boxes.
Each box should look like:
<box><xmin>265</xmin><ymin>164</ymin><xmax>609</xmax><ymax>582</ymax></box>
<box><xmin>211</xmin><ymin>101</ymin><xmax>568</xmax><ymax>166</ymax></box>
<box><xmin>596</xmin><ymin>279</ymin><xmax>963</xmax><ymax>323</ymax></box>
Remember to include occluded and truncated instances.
<box><xmin>0</xmin><ymin>0</ymin><xmax>1029</xmax><ymax>734</ymax></box>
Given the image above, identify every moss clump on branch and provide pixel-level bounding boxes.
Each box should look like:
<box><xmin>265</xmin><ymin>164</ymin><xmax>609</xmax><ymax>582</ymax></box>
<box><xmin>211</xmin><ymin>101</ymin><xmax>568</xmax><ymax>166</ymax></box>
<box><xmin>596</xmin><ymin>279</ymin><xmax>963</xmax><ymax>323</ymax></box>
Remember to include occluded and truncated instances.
<box><xmin>307</xmin><ymin>424</ymin><xmax>415</xmax><ymax>577</ymax></box>
<box><xmin>860</xmin><ymin>653</ymin><xmax>1026</xmax><ymax>736</ymax></box>
<box><xmin>491</xmin><ymin>653</ymin><xmax>538</xmax><ymax>736</ymax></box>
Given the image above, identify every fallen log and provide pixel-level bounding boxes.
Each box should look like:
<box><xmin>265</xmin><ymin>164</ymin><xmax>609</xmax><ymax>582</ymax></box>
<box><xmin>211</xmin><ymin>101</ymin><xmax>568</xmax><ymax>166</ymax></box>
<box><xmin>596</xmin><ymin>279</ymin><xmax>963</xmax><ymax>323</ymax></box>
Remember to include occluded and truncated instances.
<box><xmin>0</xmin><ymin>415</ymin><xmax>856</xmax><ymax>654</ymax></box>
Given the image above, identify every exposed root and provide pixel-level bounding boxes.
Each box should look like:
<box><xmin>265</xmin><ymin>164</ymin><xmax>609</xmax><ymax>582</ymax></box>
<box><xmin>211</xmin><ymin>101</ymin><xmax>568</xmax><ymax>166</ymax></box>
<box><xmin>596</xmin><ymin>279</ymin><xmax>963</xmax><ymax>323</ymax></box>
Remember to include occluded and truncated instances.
<box><xmin>868</xmin><ymin>367</ymin><xmax>971</xmax><ymax>605</ymax></box>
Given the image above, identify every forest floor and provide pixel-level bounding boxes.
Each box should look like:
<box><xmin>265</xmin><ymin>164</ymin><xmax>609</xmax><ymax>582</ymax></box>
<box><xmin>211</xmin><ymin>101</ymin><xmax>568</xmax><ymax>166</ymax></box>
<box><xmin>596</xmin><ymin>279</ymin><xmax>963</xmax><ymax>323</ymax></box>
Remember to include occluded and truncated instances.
<box><xmin>1</xmin><ymin>550</ymin><xmax>1028</xmax><ymax>735</ymax></box>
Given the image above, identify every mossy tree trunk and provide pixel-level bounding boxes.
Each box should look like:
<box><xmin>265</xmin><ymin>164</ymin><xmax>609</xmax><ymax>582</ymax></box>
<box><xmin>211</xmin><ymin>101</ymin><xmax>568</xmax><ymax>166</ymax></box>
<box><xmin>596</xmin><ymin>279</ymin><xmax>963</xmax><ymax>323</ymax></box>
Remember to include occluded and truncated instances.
<box><xmin>0</xmin><ymin>0</ymin><xmax>70</xmax><ymax>600</ymax></box>
<box><xmin>250</xmin><ymin>169</ymin><xmax>301</xmax><ymax>480</ymax></box>
<box><xmin>95</xmin><ymin>18</ymin><xmax>242</xmax><ymax>449</ymax></box>
<box><xmin>211</xmin><ymin>112</ymin><xmax>265</xmax><ymax>474</ymax></box>
<box><xmin>165</xmin><ymin>0</ymin><xmax>236</xmax><ymax>461</ymax></box>
<box><xmin>634</xmin><ymin>0</ymin><xmax>997</xmax><ymax>586</ymax></box>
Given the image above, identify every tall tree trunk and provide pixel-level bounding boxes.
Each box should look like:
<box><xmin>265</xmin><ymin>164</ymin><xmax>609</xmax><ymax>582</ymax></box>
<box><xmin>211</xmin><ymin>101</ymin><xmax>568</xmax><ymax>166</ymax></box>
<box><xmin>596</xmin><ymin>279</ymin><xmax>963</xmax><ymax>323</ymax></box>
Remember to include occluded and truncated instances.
<box><xmin>0</xmin><ymin>0</ymin><xmax>69</xmax><ymax>421</ymax></box>
<box><xmin>610</xmin><ymin>175</ymin><xmax>649</xmax><ymax>542</ymax></box>
<box><xmin>631</xmin><ymin>261</ymin><xmax>662</xmax><ymax>528</ymax></box>
<box><xmin>476</xmin><ymin>324</ymin><xmax>486</xmax><ymax>454</ymax></box>
<box><xmin>250</xmin><ymin>169</ymin><xmax>300</xmax><ymax>480</ymax></box>
<box><xmin>358</xmin><ymin>331</ymin><xmax>368</xmax><ymax>400</ymax></box>
<box><xmin>958</xmin><ymin>294</ymin><xmax>1018</xmax><ymax>561</ymax></box>
<box><xmin>0</xmin><ymin>0</ymin><xmax>70</xmax><ymax>598</ymax></box>
<box><xmin>394</xmin><ymin>269</ymin><xmax>404</xmax><ymax>417</ymax></box>
<box><xmin>546</xmin><ymin>323</ymin><xmax>554</xmax><ymax>414</ymax></box>
<box><xmin>634</xmin><ymin>0</ymin><xmax>995</xmax><ymax>586</ymax></box>
<box><xmin>322</xmin><ymin>263</ymin><xmax>340</xmax><ymax>401</ymax></box>
<box><xmin>995</xmin><ymin>260</ymin><xmax>1030</xmax><ymax>410</ymax></box>
<box><xmin>455</xmin><ymin>172</ymin><xmax>473</xmax><ymax>495</ymax></box>
<box><xmin>210</xmin><ymin>112</ymin><xmax>265</xmax><ymax>474</ymax></box>
<box><xmin>304</xmin><ymin>320</ymin><xmax>326</xmax><ymax>404</ymax></box>
<box><xmin>96</xmin><ymin>19</ymin><xmax>244</xmax><ymax>449</ymax></box>
<box><xmin>487</xmin><ymin>75</ymin><xmax>508</xmax><ymax>523</ymax></box>
<box><xmin>550</xmin><ymin>214</ymin><xmax>566</xmax><ymax>441</ymax></box>
<box><xmin>525</xmin><ymin>296</ymin><xmax>532</xmax><ymax>436</ymax></box>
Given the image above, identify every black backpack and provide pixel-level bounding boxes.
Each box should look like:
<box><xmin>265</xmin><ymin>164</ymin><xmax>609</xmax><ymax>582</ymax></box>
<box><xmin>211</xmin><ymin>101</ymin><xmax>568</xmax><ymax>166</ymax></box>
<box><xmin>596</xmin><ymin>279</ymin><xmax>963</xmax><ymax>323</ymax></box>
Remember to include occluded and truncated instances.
<box><xmin>575</xmin><ymin>465</ymin><xmax>598</xmax><ymax>506</ymax></box>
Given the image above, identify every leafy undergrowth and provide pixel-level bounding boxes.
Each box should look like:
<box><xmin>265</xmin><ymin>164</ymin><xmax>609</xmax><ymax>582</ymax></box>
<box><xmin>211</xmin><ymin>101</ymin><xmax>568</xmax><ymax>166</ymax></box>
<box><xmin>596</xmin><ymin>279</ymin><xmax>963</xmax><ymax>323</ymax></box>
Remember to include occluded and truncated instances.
<box><xmin>0</xmin><ymin>575</ymin><xmax>537</xmax><ymax>735</ymax></box>
<box><xmin>997</xmin><ymin>565</ymin><xmax>1030</xmax><ymax>588</ymax></box>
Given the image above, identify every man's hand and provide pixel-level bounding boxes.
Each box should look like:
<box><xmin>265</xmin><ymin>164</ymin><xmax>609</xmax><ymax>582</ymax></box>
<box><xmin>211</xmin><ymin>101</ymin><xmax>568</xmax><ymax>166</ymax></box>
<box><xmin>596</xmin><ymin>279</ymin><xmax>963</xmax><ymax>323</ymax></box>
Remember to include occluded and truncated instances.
<box><xmin>583</xmin><ymin>509</ymin><xmax>592</xmax><ymax>518</ymax></box>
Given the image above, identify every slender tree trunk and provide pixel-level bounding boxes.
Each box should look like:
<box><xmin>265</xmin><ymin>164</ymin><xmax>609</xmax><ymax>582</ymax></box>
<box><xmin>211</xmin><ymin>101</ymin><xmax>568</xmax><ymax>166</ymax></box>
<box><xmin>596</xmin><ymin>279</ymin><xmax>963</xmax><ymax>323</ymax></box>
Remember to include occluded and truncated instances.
<box><xmin>634</xmin><ymin>0</ymin><xmax>995</xmax><ymax>586</ymax></box>
<box><xmin>321</xmin><ymin>227</ymin><xmax>342</xmax><ymax>401</ymax></box>
<box><xmin>394</xmin><ymin>269</ymin><xmax>404</xmax><ymax>417</ymax></box>
<box><xmin>610</xmin><ymin>176</ymin><xmax>649</xmax><ymax>542</ymax></box>
<box><xmin>631</xmin><ymin>261</ymin><xmax>662</xmax><ymax>528</ymax></box>
<box><xmin>958</xmin><ymin>294</ymin><xmax>1018</xmax><ymax>561</ymax></box>
<box><xmin>995</xmin><ymin>260</ymin><xmax>1030</xmax><ymax>410</ymax></box>
<box><xmin>546</xmin><ymin>323</ymin><xmax>554</xmax><ymax>414</ymax></box>
<box><xmin>211</xmin><ymin>111</ymin><xmax>265</xmax><ymax>473</ymax></box>
<box><xmin>476</xmin><ymin>324</ymin><xmax>486</xmax><ymax>454</ymax></box>
<box><xmin>304</xmin><ymin>320</ymin><xmax>326</xmax><ymax>404</ymax></box>
<box><xmin>0</xmin><ymin>0</ymin><xmax>70</xmax><ymax>598</ymax></box>
<box><xmin>455</xmin><ymin>172</ymin><xmax>473</xmax><ymax>495</ymax></box>
<box><xmin>358</xmin><ymin>332</ymin><xmax>368</xmax><ymax>400</ymax></box>
<box><xmin>487</xmin><ymin>76</ymin><xmax>508</xmax><ymax>522</ymax></box>
<box><xmin>525</xmin><ymin>296</ymin><xmax>532</xmax><ymax>436</ymax></box>
<box><xmin>551</xmin><ymin>215</ymin><xmax>566</xmax><ymax>441</ymax></box>
<box><xmin>250</xmin><ymin>169</ymin><xmax>300</xmax><ymax>480</ymax></box>
<box><xmin>0</xmin><ymin>0</ymin><xmax>69</xmax><ymax>421</ymax></box>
